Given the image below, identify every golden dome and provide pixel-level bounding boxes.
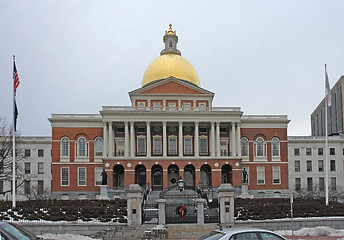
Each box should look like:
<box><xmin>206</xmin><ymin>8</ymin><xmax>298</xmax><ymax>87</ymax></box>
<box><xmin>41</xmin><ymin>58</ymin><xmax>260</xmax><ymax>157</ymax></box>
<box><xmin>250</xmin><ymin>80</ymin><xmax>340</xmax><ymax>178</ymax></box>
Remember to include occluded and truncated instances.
<box><xmin>142</xmin><ymin>53</ymin><xmax>200</xmax><ymax>87</ymax></box>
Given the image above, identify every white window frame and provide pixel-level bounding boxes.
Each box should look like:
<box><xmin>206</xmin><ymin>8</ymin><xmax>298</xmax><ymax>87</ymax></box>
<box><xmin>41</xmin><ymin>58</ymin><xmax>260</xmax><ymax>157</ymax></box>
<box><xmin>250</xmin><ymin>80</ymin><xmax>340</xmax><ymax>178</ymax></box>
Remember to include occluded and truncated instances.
<box><xmin>61</xmin><ymin>167</ymin><xmax>69</xmax><ymax>186</ymax></box>
<box><xmin>272</xmin><ymin>166</ymin><xmax>281</xmax><ymax>185</ymax></box>
<box><xmin>75</xmin><ymin>137</ymin><xmax>89</xmax><ymax>161</ymax></box>
<box><xmin>94</xmin><ymin>137</ymin><xmax>103</xmax><ymax>158</ymax></box>
<box><xmin>153</xmin><ymin>136</ymin><xmax>162</xmax><ymax>155</ymax></box>
<box><xmin>257</xmin><ymin>166</ymin><xmax>265</xmax><ymax>185</ymax></box>
<box><xmin>220</xmin><ymin>139</ymin><xmax>228</xmax><ymax>156</ymax></box>
<box><xmin>25</xmin><ymin>162</ymin><xmax>31</xmax><ymax>174</ymax></box>
<box><xmin>199</xmin><ymin>102</ymin><xmax>206</xmax><ymax>110</ymax></box>
<box><xmin>153</xmin><ymin>102</ymin><xmax>161</xmax><ymax>110</ymax></box>
<box><xmin>168</xmin><ymin>102</ymin><xmax>176</xmax><ymax>111</ymax></box>
<box><xmin>61</xmin><ymin>137</ymin><xmax>69</xmax><ymax>160</ymax></box>
<box><xmin>184</xmin><ymin>136</ymin><xmax>193</xmax><ymax>155</ymax></box>
<box><xmin>137</xmin><ymin>136</ymin><xmax>146</xmax><ymax>155</ymax></box>
<box><xmin>78</xmin><ymin>167</ymin><xmax>86</xmax><ymax>186</ymax></box>
<box><xmin>241</xmin><ymin>137</ymin><xmax>249</xmax><ymax>160</ymax></box>
<box><xmin>183</xmin><ymin>102</ymin><xmax>191</xmax><ymax>111</ymax></box>
<box><xmin>271</xmin><ymin>137</ymin><xmax>280</xmax><ymax>161</ymax></box>
<box><xmin>199</xmin><ymin>136</ymin><xmax>208</xmax><ymax>155</ymax></box>
<box><xmin>254</xmin><ymin>137</ymin><xmax>267</xmax><ymax>161</ymax></box>
<box><xmin>137</xmin><ymin>101</ymin><xmax>146</xmax><ymax>109</ymax></box>
<box><xmin>116</xmin><ymin>139</ymin><xmax>125</xmax><ymax>157</ymax></box>
<box><xmin>168</xmin><ymin>136</ymin><xmax>177</xmax><ymax>155</ymax></box>
<box><xmin>95</xmin><ymin>167</ymin><xmax>103</xmax><ymax>186</ymax></box>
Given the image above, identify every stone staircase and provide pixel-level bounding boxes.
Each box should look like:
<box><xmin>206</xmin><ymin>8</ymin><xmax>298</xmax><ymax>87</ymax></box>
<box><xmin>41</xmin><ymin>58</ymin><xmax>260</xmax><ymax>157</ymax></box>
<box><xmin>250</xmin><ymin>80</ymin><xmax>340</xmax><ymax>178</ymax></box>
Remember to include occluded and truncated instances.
<box><xmin>96</xmin><ymin>225</ymin><xmax>168</xmax><ymax>240</ymax></box>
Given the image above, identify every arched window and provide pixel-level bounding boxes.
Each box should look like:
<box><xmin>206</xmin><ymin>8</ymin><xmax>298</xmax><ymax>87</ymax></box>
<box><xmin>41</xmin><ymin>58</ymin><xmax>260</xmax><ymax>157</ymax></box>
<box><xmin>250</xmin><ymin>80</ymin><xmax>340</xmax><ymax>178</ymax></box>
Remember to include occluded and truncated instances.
<box><xmin>78</xmin><ymin>137</ymin><xmax>86</xmax><ymax>157</ymax></box>
<box><xmin>61</xmin><ymin>137</ymin><xmax>69</xmax><ymax>157</ymax></box>
<box><xmin>256</xmin><ymin>137</ymin><xmax>264</xmax><ymax>156</ymax></box>
<box><xmin>272</xmin><ymin>137</ymin><xmax>280</xmax><ymax>157</ymax></box>
<box><xmin>94</xmin><ymin>137</ymin><xmax>103</xmax><ymax>157</ymax></box>
<box><xmin>169</xmin><ymin>40</ymin><xmax>172</xmax><ymax>48</ymax></box>
<box><xmin>241</xmin><ymin>138</ymin><xmax>249</xmax><ymax>157</ymax></box>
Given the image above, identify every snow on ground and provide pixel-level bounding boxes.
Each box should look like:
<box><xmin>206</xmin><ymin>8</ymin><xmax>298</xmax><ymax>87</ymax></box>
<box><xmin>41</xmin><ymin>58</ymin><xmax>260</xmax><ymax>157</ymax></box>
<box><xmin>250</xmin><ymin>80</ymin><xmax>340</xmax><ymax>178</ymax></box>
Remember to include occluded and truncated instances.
<box><xmin>275</xmin><ymin>226</ymin><xmax>344</xmax><ymax>237</ymax></box>
<box><xmin>38</xmin><ymin>233</ymin><xmax>101</xmax><ymax>240</ymax></box>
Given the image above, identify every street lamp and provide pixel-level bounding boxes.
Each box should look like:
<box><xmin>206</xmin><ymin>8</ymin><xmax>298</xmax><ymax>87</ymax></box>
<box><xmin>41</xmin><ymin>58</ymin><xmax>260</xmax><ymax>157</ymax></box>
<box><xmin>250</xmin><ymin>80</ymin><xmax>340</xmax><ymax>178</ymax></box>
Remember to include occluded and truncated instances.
<box><xmin>178</xmin><ymin>176</ymin><xmax>184</xmax><ymax>192</ymax></box>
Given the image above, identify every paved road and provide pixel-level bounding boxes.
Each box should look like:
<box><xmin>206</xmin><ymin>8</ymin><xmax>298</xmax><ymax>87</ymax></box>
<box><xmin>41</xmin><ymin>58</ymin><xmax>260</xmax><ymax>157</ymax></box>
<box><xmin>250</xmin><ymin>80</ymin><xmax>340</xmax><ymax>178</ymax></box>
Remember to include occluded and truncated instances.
<box><xmin>284</xmin><ymin>237</ymin><xmax>343</xmax><ymax>240</ymax></box>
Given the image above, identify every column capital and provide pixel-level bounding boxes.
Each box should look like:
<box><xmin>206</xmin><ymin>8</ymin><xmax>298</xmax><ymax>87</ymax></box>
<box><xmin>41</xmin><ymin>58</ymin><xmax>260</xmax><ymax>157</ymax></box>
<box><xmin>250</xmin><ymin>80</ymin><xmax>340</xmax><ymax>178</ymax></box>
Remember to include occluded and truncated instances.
<box><xmin>179</xmin><ymin>121</ymin><xmax>183</xmax><ymax>126</ymax></box>
<box><xmin>211</xmin><ymin>121</ymin><xmax>215</xmax><ymax>126</ymax></box>
<box><xmin>124</xmin><ymin>121</ymin><xmax>129</xmax><ymax>126</ymax></box>
<box><xmin>194</xmin><ymin>121</ymin><xmax>199</xmax><ymax>126</ymax></box>
<box><xmin>162</xmin><ymin>121</ymin><xmax>167</xmax><ymax>126</ymax></box>
<box><xmin>130</xmin><ymin>121</ymin><xmax>135</xmax><ymax>125</ymax></box>
<box><xmin>146</xmin><ymin>121</ymin><xmax>150</xmax><ymax>126</ymax></box>
<box><xmin>216</xmin><ymin>121</ymin><xmax>221</xmax><ymax>126</ymax></box>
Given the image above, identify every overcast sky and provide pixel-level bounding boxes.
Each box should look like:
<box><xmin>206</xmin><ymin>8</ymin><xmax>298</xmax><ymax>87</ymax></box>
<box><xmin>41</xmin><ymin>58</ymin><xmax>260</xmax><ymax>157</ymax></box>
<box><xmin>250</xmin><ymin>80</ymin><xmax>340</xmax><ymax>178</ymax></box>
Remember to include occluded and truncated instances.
<box><xmin>1</xmin><ymin>0</ymin><xmax>344</xmax><ymax>137</ymax></box>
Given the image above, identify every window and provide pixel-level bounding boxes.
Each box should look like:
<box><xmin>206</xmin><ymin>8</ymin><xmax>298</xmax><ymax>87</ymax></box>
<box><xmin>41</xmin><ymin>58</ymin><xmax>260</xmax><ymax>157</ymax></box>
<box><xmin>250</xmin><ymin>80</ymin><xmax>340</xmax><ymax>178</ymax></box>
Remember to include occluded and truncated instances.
<box><xmin>294</xmin><ymin>148</ymin><xmax>300</xmax><ymax>156</ymax></box>
<box><xmin>257</xmin><ymin>167</ymin><xmax>265</xmax><ymax>185</ymax></box>
<box><xmin>306</xmin><ymin>160</ymin><xmax>312</xmax><ymax>172</ymax></box>
<box><xmin>38</xmin><ymin>149</ymin><xmax>44</xmax><ymax>157</ymax></box>
<box><xmin>256</xmin><ymin>138</ymin><xmax>264</xmax><ymax>156</ymax></box>
<box><xmin>168</xmin><ymin>102</ymin><xmax>176</xmax><ymax>111</ymax></box>
<box><xmin>61</xmin><ymin>137</ymin><xmax>69</xmax><ymax>157</ymax></box>
<box><xmin>0</xmin><ymin>181</ymin><xmax>3</xmax><ymax>193</ymax></box>
<box><xmin>78</xmin><ymin>137</ymin><xmax>86</xmax><ymax>157</ymax></box>
<box><xmin>168</xmin><ymin>137</ymin><xmax>177</xmax><ymax>155</ymax></box>
<box><xmin>38</xmin><ymin>180</ymin><xmax>44</xmax><ymax>195</ymax></box>
<box><xmin>153</xmin><ymin>102</ymin><xmax>161</xmax><ymax>110</ymax></box>
<box><xmin>330</xmin><ymin>160</ymin><xmax>336</xmax><ymax>171</ymax></box>
<box><xmin>331</xmin><ymin>177</ymin><xmax>336</xmax><ymax>191</ymax></box>
<box><xmin>94</xmin><ymin>137</ymin><xmax>103</xmax><ymax>157</ymax></box>
<box><xmin>307</xmin><ymin>177</ymin><xmax>313</xmax><ymax>191</ymax></box>
<box><xmin>220</xmin><ymin>140</ymin><xmax>228</xmax><ymax>156</ymax></box>
<box><xmin>61</xmin><ymin>168</ymin><xmax>69</xmax><ymax>186</ymax></box>
<box><xmin>272</xmin><ymin>137</ymin><xmax>280</xmax><ymax>157</ymax></box>
<box><xmin>153</xmin><ymin>137</ymin><xmax>162</xmax><ymax>155</ymax></box>
<box><xmin>116</xmin><ymin>140</ymin><xmax>124</xmax><ymax>156</ymax></box>
<box><xmin>25</xmin><ymin>162</ymin><xmax>31</xmax><ymax>174</ymax></box>
<box><xmin>95</xmin><ymin>167</ymin><xmax>103</xmax><ymax>186</ymax></box>
<box><xmin>78</xmin><ymin>167</ymin><xmax>86</xmax><ymax>186</ymax></box>
<box><xmin>199</xmin><ymin>103</ymin><xmax>206</xmax><ymax>110</ymax></box>
<box><xmin>137</xmin><ymin>127</ymin><xmax>146</xmax><ymax>133</ymax></box>
<box><xmin>330</xmin><ymin>148</ymin><xmax>335</xmax><ymax>155</ymax></box>
<box><xmin>184</xmin><ymin>137</ymin><xmax>193</xmax><ymax>155</ymax></box>
<box><xmin>137</xmin><ymin>102</ymin><xmax>145</xmax><ymax>108</ymax></box>
<box><xmin>183</xmin><ymin>103</ymin><xmax>191</xmax><ymax>110</ymax></box>
<box><xmin>318</xmin><ymin>160</ymin><xmax>324</xmax><ymax>171</ymax></box>
<box><xmin>199</xmin><ymin>137</ymin><xmax>208</xmax><ymax>155</ymax></box>
<box><xmin>199</xmin><ymin>127</ymin><xmax>208</xmax><ymax>133</ymax></box>
<box><xmin>24</xmin><ymin>149</ymin><xmax>31</xmax><ymax>157</ymax></box>
<box><xmin>306</xmin><ymin>148</ymin><xmax>312</xmax><ymax>155</ymax></box>
<box><xmin>295</xmin><ymin>161</ymin><xmax>300</xmax><ymax>172</ymax></box>
<box><xmin>241</xmin><ymin>138</ymin><xmax>248</xmax><ymax>157</ymax></box>
<box><xmin>38</xmin><ymin>162</ymin><xmax>44</xmax><ymax>174</ymax></box>
<box><xmin>295</xmin><ymin>178</ymin><xmax>301</xmax><ymax>191</ymax></box>
<box><xmin>137</xmin><ymin>137</ymin><xmax>146</xmax><ymax>155</ymax></box>
<box><xmin>117</xmin><ymin>127</ymin><xmax>125</xmax><ymax>133</ymax></box>
<box><xmin>318</xmin><ymin>148</ymin><xmax>323</xmax><ymax>155</ymax></box>
<box><xmin>272</xmin><ymin>166</ymin><xmax>280</xmax><ymax>184</ymax></box>
<box><xmin>319</xmin><ymin>177</ymin><xmax>325</xmax><ymax>191</ymax></box>
<box><xmin>24</xmin><ymin>180</ymin><xmax>30</xmax><ymax>195</ymax></box>
<box><xmin>220</xmin><ymin>127</ymin><xmax>228</xmax><ymax>134</ymax></box>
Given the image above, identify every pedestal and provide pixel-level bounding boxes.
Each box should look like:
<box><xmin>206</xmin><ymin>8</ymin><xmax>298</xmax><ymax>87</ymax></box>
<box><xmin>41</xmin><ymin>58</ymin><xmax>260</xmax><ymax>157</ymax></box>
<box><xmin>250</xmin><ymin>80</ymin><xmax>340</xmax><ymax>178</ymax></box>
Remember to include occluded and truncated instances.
<box><xmin>157</xmin><ymin>199</ymin><xmax>166</xmax><ymax>225</ymax></box>
<box><xmin>126</xmin><ymin>184</ymin><xmax>143</xmax><ymax>226</ymax></box>
<box><xmin>238</xmin><ymin>182</ymin><xmax>253</xmax><ymax>199</ymax></box>
<box><xmin>99</xmin><ymin>185</ymin><xmax>109</xmax><ymax>200</ymax></box>
<box><xmin>196</xmin><ymin>198</ymin><xmax>206</xmax><ymax>224</ymax></box>
<box><xmin>217</xmin><ymin>184</ymin><xmax>235</xmax><ymax>227</ymax></box>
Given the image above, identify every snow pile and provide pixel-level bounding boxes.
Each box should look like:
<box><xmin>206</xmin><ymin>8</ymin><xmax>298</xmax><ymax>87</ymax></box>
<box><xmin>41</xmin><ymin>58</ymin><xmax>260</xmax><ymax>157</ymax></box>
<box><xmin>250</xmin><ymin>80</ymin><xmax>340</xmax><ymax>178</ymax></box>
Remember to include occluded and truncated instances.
<box><xmin>38</xmin><ymin>233</ymin><xmax>101</xmax><ymax>240</ymax></box>
<box><xmin>275</xmin><ymin>226</ymin><xmax>344</xmax><ymax>237</ymax></box>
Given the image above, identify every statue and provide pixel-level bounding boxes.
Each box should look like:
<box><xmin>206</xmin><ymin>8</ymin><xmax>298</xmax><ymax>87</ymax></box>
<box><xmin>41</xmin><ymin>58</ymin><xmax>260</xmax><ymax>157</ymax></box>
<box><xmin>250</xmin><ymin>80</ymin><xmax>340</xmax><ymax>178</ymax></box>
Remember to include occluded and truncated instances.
<box><xmin>242</xmin><ymin>168</ymin><xmax>248</xmax><ymax>183</ymax></box>
<box><xmin>101</xmin><ymin>169</ymin><xmax>108</xmax><ymax>185</ymax></box>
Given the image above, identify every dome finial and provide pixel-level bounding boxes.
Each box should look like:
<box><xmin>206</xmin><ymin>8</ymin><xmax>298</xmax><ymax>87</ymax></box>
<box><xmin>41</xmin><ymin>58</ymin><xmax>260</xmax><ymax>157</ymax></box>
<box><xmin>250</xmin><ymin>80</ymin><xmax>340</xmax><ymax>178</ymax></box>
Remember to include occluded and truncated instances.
<box><xmin>167</xmin><ymin>23</ymin><xmax>174</xmax><ymax>34</ymax></box>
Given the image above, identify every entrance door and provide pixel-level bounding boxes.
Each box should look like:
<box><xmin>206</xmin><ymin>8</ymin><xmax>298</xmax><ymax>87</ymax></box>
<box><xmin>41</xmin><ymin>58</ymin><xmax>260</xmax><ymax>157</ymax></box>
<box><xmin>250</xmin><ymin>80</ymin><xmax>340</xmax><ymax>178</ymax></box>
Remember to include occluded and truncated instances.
<box><xmin>135</xmin><ymin>165</ymin><xmax>146</xmax><ymax>187</ymax></box>
<box><xmin>184</xmin><ymin>165</ymin><xmax>195</xmax><ymax>189</ymax></box>
<box><xmin>113</xmin><ymin>165</ymin><xmax>124</xmax><ymax>188</ymax></box>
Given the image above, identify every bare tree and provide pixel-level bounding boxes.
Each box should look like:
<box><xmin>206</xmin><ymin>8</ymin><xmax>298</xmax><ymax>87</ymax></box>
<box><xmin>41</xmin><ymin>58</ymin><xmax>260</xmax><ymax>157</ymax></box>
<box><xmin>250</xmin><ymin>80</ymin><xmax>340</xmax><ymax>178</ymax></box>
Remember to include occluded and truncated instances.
<box><xmin>0</xmin><ymin>117</ymin><xmax>25</xmax><ymax>194</ymax></box>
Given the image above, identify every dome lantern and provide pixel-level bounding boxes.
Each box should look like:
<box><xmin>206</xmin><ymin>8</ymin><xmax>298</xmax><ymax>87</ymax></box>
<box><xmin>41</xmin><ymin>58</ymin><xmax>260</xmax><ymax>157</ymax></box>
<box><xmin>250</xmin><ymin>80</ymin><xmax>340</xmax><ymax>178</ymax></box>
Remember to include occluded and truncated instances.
<box><xmin>160</xmin><ymin>23</ymin><xmax>181</xmax><ymax>56</ymax></box>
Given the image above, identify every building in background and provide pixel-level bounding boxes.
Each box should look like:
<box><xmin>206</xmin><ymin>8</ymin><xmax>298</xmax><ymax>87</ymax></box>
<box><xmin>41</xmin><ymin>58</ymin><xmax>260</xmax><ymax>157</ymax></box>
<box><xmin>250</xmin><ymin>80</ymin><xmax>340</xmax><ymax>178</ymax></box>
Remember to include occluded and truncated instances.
<box><xmin>311</xmin><ymin>76</ymin><xmax>344</xmax><ymax>136</ymax></box>
<box><xmin>0</xmin><ymin>136</ymin><xmax>52</xmax><ymax>201</ymax></box>
<box><xmin>288</xmin><ymin>136</ymin><xmax>344</xmax><ymax>202</ymax></box>
<box><xmin>49</xmin><ymin>25</ymin><xmax>290</xmax><ymax>200</ymax></box>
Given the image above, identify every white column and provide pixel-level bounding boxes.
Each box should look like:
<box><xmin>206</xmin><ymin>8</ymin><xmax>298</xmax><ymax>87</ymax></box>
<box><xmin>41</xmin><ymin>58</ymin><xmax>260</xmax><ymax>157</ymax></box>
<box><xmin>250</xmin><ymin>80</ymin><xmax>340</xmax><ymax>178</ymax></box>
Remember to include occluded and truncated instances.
<box><xmin>124</xmin><ymin>121</ymin><xmax>129</xmax><ymax>157</ymax></box>
<box><xmin>210</xmin><ymin>122</ymin><xmax>215</xmax><ymax>157</ymax></box>
<box><xmin>216</xmin><ymin>122</ymin><xmax>220</xmax><ymax>157</ymax></box>
<box><xmin>146</xmin><ymin>121</ymin><xmax>151</xmax><ymax>158</ymax></box>
<box><xmin>163</xmin><ymin>121</ymin><xmax>167</xmax><ymax>157</ymax></box>
<box><xmin>163</xmin><ymin>100</ymin><xmax>166</xmax><ymax>111</ymax></box>
<box><xmin>236</xmin><ymin>123</ymin><xmax>241</xmax><ymax>157</ymax></box>
<box><xmin>194</xmin><ymin>121</ymin><xmax>199</xmax><ymax>157</ymax></box>
<box><xmin>103</xmin><ymin>122</ymin><xmax>108</xmax><ymax>157</ymax></box>
<box><xmin>179</xmin><ymin>121</ymin><xmax>183</xmax><ymax>157</ymax></box>
<box><xmin>109</xmin><ymin>121</ymin><xmax>113</xmax><ymax>157</ymax></box>
<box><xmin>231</xmin><ymin>122</ymin><xmax>236</xmax><ymax>157</ymax></box>
<box><xmin>130</xmin><ymin>121</ymin><xmax>135</xmax><ymax>157</ymax></box>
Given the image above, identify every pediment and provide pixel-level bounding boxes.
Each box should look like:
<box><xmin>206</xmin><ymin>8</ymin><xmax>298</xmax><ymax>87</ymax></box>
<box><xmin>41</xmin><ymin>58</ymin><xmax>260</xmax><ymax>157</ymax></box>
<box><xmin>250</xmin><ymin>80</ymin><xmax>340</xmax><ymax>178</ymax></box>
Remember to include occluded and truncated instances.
<box><xmin>130</xmin><ymin>77</ymin><xmax>214</xmax><ymax>96</ymax></box>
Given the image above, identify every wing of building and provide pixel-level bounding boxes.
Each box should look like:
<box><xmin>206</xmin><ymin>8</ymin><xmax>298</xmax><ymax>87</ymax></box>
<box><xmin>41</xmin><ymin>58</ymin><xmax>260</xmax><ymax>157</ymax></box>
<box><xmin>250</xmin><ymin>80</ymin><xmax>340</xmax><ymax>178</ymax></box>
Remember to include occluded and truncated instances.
<box><xmin>49</xmin><ymin>25</ymin><xmax>290</xmax><ymax>200</ymax></box>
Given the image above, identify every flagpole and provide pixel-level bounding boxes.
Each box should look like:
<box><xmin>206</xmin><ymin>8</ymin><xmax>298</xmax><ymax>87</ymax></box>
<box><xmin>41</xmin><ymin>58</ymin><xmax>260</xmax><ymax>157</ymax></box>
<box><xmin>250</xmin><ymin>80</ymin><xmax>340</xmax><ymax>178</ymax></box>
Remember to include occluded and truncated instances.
<box><xmin>325</xmin><ymin>64</ymin><xmax>329</xmax><ymax>206</ymax></box>
<box><xmin>12</xmin><ymin>55</ymin><xmax>16</xmax><ymax>208</ymax></box>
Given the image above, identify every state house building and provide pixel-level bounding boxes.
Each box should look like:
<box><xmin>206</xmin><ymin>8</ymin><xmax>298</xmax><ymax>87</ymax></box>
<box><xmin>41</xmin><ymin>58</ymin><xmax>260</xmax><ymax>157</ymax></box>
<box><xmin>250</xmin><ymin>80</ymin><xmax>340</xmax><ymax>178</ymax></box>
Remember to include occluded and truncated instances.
<box><xmin>49</xmin><ymin>25</ymin><xmax>290</xmax><ymax>199</ymax></box>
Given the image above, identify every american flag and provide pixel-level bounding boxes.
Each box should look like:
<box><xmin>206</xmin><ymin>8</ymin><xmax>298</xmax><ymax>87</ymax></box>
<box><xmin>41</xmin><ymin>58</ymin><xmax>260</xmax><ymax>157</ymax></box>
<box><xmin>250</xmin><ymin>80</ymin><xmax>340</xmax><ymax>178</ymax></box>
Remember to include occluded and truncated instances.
<box><xmin>13</xmin><ymin>60</ymin><xmax>20</xmax><ymax>95</ymax></box>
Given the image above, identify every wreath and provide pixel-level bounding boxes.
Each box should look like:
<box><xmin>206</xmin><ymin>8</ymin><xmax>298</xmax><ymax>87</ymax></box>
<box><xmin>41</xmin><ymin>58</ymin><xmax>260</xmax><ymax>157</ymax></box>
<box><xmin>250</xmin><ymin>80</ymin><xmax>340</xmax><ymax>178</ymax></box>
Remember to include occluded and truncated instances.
<box><xmin>176</xmin><ymin>205</ymin><xmax>187</xmax><ymax>219</ymax></box>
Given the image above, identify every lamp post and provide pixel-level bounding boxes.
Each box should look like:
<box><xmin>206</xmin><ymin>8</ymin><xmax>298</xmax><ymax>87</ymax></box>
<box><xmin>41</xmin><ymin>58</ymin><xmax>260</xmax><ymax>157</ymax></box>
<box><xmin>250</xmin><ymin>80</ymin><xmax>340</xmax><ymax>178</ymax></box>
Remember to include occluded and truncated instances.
<box><xmin>178</xmin><ymin>176</ymin><xmax>184</xmax><ymax>192</ymax></box>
